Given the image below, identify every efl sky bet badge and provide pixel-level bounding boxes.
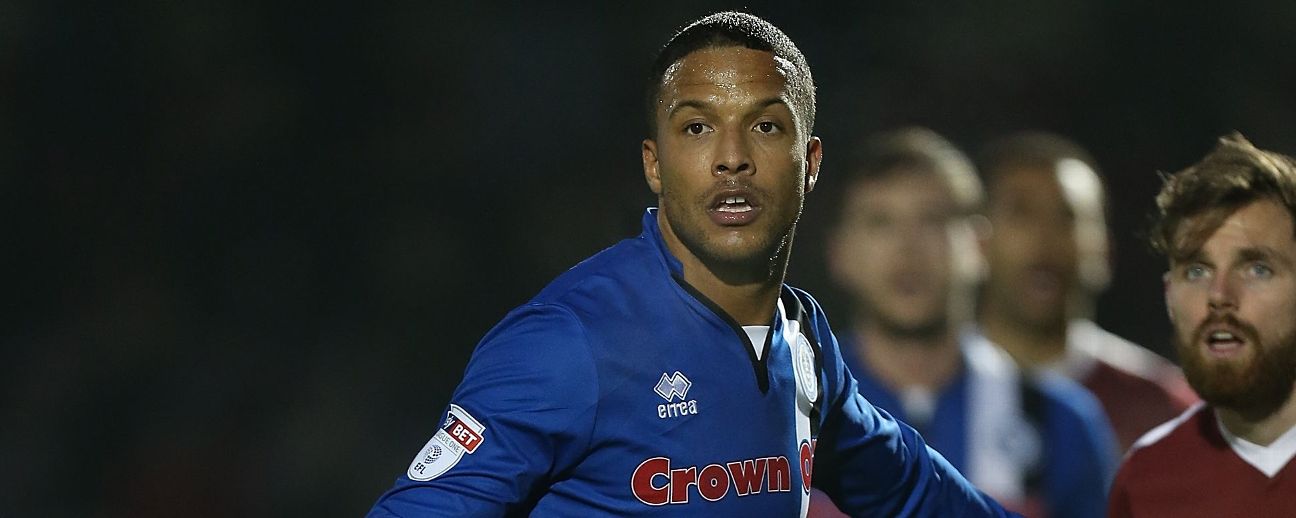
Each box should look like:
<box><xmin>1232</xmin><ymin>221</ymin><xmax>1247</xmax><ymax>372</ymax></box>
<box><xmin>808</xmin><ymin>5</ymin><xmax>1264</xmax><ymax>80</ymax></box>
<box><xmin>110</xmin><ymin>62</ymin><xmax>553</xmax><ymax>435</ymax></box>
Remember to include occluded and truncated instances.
<box><xmin>407</xmin><ymin>404</ymin><xmax>486</xmax><ymax>481</ymax></box>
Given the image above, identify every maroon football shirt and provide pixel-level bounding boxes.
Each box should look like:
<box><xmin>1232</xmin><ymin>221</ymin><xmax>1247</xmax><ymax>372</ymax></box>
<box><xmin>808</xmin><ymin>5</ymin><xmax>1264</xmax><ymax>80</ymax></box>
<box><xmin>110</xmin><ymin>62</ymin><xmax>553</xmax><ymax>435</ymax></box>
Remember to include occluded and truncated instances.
<box><xmin>1109</xmin><ymin>405</ymin><xmax>1296</xmax><ymax>518</ymax></box>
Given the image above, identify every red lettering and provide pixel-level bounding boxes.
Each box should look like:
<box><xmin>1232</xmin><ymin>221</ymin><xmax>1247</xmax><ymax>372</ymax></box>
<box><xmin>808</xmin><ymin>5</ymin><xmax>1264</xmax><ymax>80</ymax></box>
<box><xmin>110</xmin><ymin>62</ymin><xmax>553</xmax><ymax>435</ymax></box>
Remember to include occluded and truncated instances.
<box><xmin>726</xmin><ymin>458</ymin><xmax>767</xmax><ymax>496</ymax></box>
<box><xmin>670</xmin><ymin>466</ymin><xmax>697</xmax><ymax>504</ymax></box>
<box><xmin>631</xmin><ymin>454</ymin><xmax>794</xmax><ymax>506</ymax></box>
<box><xmin>767</xmin><ymin>456</ymin><xmax>791</xmax><ymax>493</ymax></box>
<box><xmin>631</xmin><ymin>457</ymin><xmax>670</xmax><ymax>506</ymax></box>
<box><xmin>799</xmin><ymin>440</ymin><xmax>814</xmax><ymax>493</ymax></box>
<box><xmin>697</xmin><ymin>464</ymin><xmax>730</xmax><ymax>501</ymax></box>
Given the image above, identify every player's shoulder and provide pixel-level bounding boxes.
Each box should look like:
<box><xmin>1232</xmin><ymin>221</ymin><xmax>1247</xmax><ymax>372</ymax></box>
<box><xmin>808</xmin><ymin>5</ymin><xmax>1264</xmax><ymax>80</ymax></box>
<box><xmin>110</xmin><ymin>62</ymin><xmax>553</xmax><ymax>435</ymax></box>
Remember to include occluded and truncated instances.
<box><xmin>1069</xmin><ymin>319</ymin><xmax>1179</xmax><ymax>379</ymax></box>
<box><xmin>1113</xmin><ymin>404</ymin><xmax>1213</xmax><ymax>492</ymax></box>
<box><xmin>477</xmin><ymin>234</ymin><xmax>667</xmax><ymax>362</ymax></box>
<box><xmin>530</xmin><ymin>233</ymin><xmax>679</xmax><ymax>321</ymax></box>
<box><xmin>782</xmin><ymin>285</ymin><xmax>833</xmax><ymax>326</ymax></box>
<box><xmin>472</xmin><ymin>302</ymin><xmax>593</xmax><ymax>365</ymax></box>
<box><xmin>1070</xmin><ymin>320</ymin><xmax>1198</xmax><ymax>406</ymax></box>
<box><xmin>1031</xmin><ymin>369</ymin><xmax>1109</xmax><ymax>426</ymax></box>
<box><xmin>781</xmin><ymin>285</ymin><xmax>842</xmax><ymax>354</ymax></box>
<box><xmin>1125</xmin><ymin>403</ymin><xmax>1211</xmax><ymax>459</ymax></box>
<box><xmin>533</xmin><ymin>235</ymin><xmax>655</xmax><ymax>299</ymax></box>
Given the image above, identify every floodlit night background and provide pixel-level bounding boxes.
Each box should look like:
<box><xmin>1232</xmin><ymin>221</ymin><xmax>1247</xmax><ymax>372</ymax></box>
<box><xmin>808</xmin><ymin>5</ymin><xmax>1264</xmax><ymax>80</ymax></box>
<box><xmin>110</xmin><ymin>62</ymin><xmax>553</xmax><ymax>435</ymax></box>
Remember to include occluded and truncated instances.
<box><xmin>4</xmin><ymin>1</ymin><xmax>1295</xmax><ymax>515</ymax></box>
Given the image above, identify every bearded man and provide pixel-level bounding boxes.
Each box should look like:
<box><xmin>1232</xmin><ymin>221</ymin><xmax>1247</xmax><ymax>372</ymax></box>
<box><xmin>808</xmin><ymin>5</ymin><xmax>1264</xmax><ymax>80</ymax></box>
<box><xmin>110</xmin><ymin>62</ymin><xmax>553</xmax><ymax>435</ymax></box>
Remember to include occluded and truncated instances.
<box><xmin>1108</xmin><ymin>134</ymin><xmax>1296</xmax><ymax>517</ymax></box>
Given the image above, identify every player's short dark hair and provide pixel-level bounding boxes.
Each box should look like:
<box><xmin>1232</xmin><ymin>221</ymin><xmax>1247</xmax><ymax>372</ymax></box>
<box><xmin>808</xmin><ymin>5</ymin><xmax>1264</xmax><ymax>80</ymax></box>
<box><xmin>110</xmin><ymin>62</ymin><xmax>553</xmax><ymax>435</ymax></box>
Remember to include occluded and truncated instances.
<box><xmin>833</xmin><ymin>127</ymin><xmax>983</xmax><ymax>223</ymax></box>
<box><xmin>644</xmin><ymin>11</ymin><xmax>815</xmax><ymax>139</ymax></box>
<box><xmin>974</xmin><ymin>131</ymin><xmax>1111</xmax><ymax>224</ymax></box>
<box><xmin>1150</xmin><ymin>133</ymin><xmax>1296</xmax><ymax>259</ymax></box>
<box><xmin>976</xmin><ymin>131</ymin><xmax>1101</xmax><ymax>191</ymax></box>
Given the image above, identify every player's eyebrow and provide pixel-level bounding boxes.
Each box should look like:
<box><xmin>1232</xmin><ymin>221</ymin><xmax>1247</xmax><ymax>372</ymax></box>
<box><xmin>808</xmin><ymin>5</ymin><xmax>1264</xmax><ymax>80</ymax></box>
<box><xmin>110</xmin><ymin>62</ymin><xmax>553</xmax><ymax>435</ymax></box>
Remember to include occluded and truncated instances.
<box><xmin>666</xmin><ymin>97</ymin><xmax>791</xmax><ymax>119</ymax></box>
<box><xmin>1236</xmin><ymin>246</ymin><xmax>1292</xmax><ymax>268</ymax></box>
<box><xmin>666</xmin><ymin>99</ymin><xmax>712</xmax><ymax>119</ymax></box>
<box><xmin>1170</xmin><ymin>248</ymin><xmax>1209</xmax><ymax>267</ymax></box>
<box><xmin>753</xmin><ymin>97</ymin><xmax>790</xmax><ymax>112</ymax></box>
<box><xmin>1172</xmin><ymin>246</ymin><xmax>1294</xmax><ymax>269</ymax></box>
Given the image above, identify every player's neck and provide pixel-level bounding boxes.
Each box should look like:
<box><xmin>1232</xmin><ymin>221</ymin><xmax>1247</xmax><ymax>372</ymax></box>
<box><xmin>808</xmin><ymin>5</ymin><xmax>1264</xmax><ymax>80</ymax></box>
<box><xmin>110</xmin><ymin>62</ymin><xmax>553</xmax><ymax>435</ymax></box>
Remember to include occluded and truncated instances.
<box><xmin>685</xmin><ymin>267</ymin><xmax>784</xmax><ymax>326</ymax></box>
<box><xmin>676</xmin><ymin>248</ymin><xmax>790</xmax><ymax>327</ymax></box>
<box><xmin>656</xmin><ymin>214</ymin><xmax>791</xmax><ymax>326</ymax></box>
<box><xmin>856</xmin><ymin>320</ymin><xmax>961</xmax><ymax>392</ymax></box>
<box><xmin>978</xmin><ymin>304</ymin><xmax>1067</xmax><ymax>369</ymax></box>
<box><xmin>1217</xmin><ymin>387</ymin><xmax>1296</xmax><ymax>446</ymax></box>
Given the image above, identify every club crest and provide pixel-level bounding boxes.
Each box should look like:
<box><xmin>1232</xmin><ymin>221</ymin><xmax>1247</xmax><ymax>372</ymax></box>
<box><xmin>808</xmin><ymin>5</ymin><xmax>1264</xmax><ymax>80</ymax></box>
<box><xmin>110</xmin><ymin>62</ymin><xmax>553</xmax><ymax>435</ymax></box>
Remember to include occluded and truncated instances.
<box><xmin>794</xmin><ymin>333</ymin><xmax>819</xmax><ymax>403</ymax></box>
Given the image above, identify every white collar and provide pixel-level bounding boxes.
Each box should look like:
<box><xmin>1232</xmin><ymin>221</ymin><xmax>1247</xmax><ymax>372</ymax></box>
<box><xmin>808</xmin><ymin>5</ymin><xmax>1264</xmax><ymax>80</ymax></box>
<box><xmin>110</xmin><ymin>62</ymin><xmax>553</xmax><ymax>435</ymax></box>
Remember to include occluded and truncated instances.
<box><xmin>742</xmin><ymin>326</ymin><xmax>770</xmax><ymax>361</ymax></box>
<box><xmin>1216</xmin><ymin>409</ymin><xmax>1296</xmax><ymax>478</ymax></box>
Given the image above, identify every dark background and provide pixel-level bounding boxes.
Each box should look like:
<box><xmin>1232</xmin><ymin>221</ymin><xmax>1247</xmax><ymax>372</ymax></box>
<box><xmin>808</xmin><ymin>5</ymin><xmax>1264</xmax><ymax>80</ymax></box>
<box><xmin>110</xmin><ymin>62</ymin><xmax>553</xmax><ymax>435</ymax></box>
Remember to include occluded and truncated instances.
<box><xmin>5</xmin><ymin>1</ymin><xmax>1294</xmax><ymax>516</ymax></box>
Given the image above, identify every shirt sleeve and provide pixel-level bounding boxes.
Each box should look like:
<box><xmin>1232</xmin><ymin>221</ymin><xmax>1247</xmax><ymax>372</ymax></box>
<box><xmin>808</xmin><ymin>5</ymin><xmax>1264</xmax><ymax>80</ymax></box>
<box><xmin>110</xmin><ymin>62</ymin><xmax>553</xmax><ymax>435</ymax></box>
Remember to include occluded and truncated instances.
<box><xmin>367</xmin><ymin>303</ymin><xmax>598</xmax><ymax>517</ymax></box>
<box><xmin>799</xmin><ymin>293</ymin><xmax>1016</xmax><ymax>518</ymax></box>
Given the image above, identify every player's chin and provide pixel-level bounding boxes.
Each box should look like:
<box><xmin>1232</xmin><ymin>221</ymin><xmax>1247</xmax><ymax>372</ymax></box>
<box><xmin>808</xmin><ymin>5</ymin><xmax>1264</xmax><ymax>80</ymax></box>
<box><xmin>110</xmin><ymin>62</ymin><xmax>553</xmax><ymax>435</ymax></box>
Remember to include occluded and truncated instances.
<box><xmin>703</xmin><ymin>235</ymin><xmax>777</xmax><ymax>263</ymax></box>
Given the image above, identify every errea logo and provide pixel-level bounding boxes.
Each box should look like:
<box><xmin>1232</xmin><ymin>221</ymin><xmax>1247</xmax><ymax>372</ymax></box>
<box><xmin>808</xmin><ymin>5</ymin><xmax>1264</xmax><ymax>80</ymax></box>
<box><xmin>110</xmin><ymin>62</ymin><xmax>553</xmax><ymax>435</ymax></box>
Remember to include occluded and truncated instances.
<box><xmin>655</xmin><ymin>371</ymin><xmax>691</xmax><ymax>401</ymax></box>
<box><xmin>655</xmin><ymin>371</ymin><xmax>698</xmax><ymax>419</ymax></box>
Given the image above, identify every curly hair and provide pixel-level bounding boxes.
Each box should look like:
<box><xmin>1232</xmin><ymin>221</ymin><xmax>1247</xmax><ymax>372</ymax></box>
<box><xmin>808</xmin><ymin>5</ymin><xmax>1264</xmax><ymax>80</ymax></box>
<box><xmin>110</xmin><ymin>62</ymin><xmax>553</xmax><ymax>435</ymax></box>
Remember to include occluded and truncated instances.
<box><xmin>1150</xmin><ymin>133</ymin><xmax>1296</xmax><ymax>260</ymax></box>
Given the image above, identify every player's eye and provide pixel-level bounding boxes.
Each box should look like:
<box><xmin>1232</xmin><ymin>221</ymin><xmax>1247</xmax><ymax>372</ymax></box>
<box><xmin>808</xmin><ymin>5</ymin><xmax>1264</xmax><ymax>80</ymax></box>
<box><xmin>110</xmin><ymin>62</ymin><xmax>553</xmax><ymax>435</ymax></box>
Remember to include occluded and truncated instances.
<box><xmin>1183</xmin><ymin>264</ymin><xmax>1209</xmax><ymax>281</ymax></box>
<box><xmin>684</xmin><ymin>123</ymin><xmax>710</xmax><ymax>136</ymax></box>
<box><xmin>860</xmin><ymin>213</ymin><xmax>892</xmax><ymax>230</ymax></box>
<box><xmin>754</xmin><ymin>121</ymin><xmax>778</xmax><ymax>134</ymax></box>
<box><xmin>1246</xmin><ymin>262</ymin><xmax>1274</xmax><ymax>279</ymax></box>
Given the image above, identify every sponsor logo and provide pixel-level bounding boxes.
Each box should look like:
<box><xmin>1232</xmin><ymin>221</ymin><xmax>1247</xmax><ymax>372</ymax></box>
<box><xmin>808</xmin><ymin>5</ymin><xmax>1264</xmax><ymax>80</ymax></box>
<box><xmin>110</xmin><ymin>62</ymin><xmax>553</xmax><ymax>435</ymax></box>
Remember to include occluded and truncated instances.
<box><xmin>631</xmin><ymin>455</ymin><xmax>794</xmax><ymax>506</ymax></box>
<box><xmin>407</xmin><ymin>404</ymin><xmax>486</xmax><ymax>481</ymax></box>
<box><xmin>655</xmin><ymin>371</ymin><xmax>699</xmax><ymax>419</ymax></box>
<box><xmin>655</xmin><ymin>371</ymin><xmax>692</xmax><ymax>401</ymax></box>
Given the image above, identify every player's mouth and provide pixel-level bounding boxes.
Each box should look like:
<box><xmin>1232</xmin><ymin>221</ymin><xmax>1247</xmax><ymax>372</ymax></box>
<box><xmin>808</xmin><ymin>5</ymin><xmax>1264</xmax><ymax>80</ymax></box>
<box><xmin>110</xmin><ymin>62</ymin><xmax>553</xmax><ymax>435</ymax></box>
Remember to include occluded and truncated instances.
<box><xmin>1020</xmin><ymin>263</ymin><xmax>1065</xmax><ymax>304</ymax></box>
<box><xmin>1196</xmin><ymin>321</ymin><xmax>1252</xmax><ymax>360</ymax></box>
<box><xmin>888</xmin><ymin>270</ymin><xmax>930</xmax><ymax>298</ymax></box>
<box><xmin>708</xmin><ymin>189</ymin><xmax>760</xmax><ymax>226</ymax></box>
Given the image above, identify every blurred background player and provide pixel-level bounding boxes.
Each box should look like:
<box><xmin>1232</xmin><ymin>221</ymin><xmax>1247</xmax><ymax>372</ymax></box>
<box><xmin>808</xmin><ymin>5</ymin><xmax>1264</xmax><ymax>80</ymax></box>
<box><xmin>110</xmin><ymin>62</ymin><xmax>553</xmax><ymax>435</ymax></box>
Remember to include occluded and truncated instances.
<box><xmin>1108</xmin><ymin>134</ymin><xmax>1296</xmax><ymax>517</ymax></box>
<box><xmin>811</xmin><ymin>128</ymin><xmax>1116</xmax><ymax>518</ymax></box>
<box><xmin>975</xmin><ymin>132</ymin><xmax>1197</xmax><ymax>451</ymax></box>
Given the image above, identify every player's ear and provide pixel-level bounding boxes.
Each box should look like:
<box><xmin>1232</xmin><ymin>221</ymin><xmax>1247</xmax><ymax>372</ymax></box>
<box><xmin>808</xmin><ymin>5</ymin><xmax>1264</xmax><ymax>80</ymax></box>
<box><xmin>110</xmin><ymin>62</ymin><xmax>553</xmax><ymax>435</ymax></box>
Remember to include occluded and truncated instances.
<box><xmin>643</xmin><ymin>139</ymin><xmax>662</xmax><ymax>195</ymax></box>
<box><xmin>804</xmin><ymin>136</ymin><xmax>822</xmax><ymax>193</ymax></box>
